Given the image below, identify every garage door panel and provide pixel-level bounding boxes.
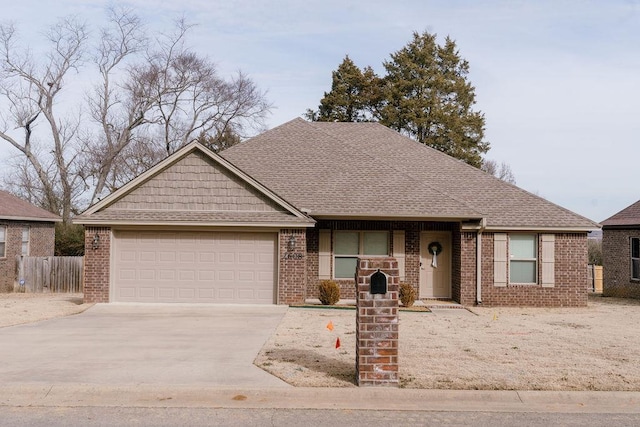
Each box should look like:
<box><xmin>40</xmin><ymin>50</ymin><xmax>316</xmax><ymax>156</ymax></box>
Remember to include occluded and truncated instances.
<box><xmin>139</xmin><ymin>287</ymin><xmax>154</xmax><ymax>298</ymax></box>
<box><xmin>113</xmin><ymin>231</ymin><xmax>276</xmax><ymax>303</ymax></box>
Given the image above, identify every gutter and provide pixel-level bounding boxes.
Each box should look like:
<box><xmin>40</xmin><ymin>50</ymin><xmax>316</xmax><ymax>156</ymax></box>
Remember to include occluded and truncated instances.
<box><xmin>476</xmin><ymin>218</ymin><xmax>487</xmax><ymax>305</ymax></box>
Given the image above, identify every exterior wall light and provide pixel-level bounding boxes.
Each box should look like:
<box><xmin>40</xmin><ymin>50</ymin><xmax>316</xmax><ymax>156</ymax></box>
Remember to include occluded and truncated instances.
<box><xmin>287</xmin><ymin>235</ymin><xmax>296</xmax><ymax>251</ymax></box>
<box><xmin>92</xmin><ymin>233</ymin><xmax>100</xmax><ymax>250</ymax></box>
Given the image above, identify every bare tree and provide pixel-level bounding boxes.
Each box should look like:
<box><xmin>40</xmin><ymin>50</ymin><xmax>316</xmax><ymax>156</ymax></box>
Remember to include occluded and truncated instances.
<box><xmin>140</xmin><ymin>19</ymin><xmax>272</xmax><ymax>156</ymax></box>
<box><xmin>0</xmin><ymin>10</ymin><xmax>273</xmax><ymax>218</ymax></box>
<box><xmin>481</xmin><ymin>159</ymin><xmax>516</xmax><ymax>184</ymax></box>
<box><xmin>0</xmin><ymin>17</ymin><xmax>88</xmax><ymax>223</ymax></box>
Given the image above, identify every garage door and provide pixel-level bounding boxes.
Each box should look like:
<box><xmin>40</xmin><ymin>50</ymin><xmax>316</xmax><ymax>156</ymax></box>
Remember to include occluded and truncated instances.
<box><xmin>113</xmin><ymin>230</ymin><xmax>277</xmax><ymax>303</ymax></box>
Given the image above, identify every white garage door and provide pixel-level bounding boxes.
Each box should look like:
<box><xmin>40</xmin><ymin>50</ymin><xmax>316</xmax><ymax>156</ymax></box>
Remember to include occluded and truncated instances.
<box><xmin>113</xmin><ymin>230</ymin><xmax>277</xmax><ymax>303</ymax></box>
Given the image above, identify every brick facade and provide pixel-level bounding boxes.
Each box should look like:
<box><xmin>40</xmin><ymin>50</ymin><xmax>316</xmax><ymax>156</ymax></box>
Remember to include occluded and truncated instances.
<box><xmin>278</xmin><ymin>228</ymin><xmax>307</xmax><ymax>304</ymax></box>
<box><xmin>603</xmin><ymin>228</ymin><xmax>640</xmax><ymax>298</ymax></box>
<box><xmin>80</xmin><ymin>222</ymin><xmax>589</xmax><ymax>307</ymax></box>
<box><xmin>466</xmin><ymin>232</ymin><xmax>588</xmax><ymax>307</ymax></box>
<box><xmin>306</xmin><ymin>220</ymin><xmax>458</xmax><ymax>301</ymax></box>
<box><xmin>83</xmin><ymin>227</ymin><xmax>112</xmax><ymax>303</ymax></box>
<box><xmin>0</xmin><ymin>221</ymin><xmax>55</xmax><ymax>292</ymax></box>
<box><xmin>82</xmin><ymin>227</ymin><xmax>308</xmax><ymax>305</ymax></box>
<box><xmin>306</xmin><ymin>222</ymin><xmax>588</xmax><ymax>307</ymax></box>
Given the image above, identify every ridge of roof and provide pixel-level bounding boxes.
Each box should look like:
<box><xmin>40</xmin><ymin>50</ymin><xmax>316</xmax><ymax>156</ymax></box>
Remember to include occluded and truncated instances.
<box><xmin>302</xmin><ymin>120</ymin><xmax>600</xmax><ymax>229</ymax></box>
<box><xmin>0</xmin><ymin>190</ymin><xmax>61</xmax><ymax>222</ymax></box>
<box><xmin>306</xmin><ymin>120</ymin><xmax>484</xmax><ymax>218</ymax></box>
<box><xmin>222</xmin><ymin>118</ymin><xmax>483</xmax><ymax>219</ymax></box>
<box><xmin>221</xmin><ymin>118</ymin><xmax>600</xmax><ymax>230</ymax></box>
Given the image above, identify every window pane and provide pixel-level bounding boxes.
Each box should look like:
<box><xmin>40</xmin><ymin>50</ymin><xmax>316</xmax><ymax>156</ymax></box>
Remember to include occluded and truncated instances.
<box><xmin>510</xmin><ymin>260</ymin><xmax>536</xmax><ymax>283</ymax></box>
<box><xmin>335</xmin><ymin>232</ymin><xmax>359</xmax><ymax>255</ymax></box>
<box><xmin>335</xmin><ymin>257</ymin><xmax>358</xmax><ymax>279</ymax></box>
<box><xmin>632</xmin><ymin>238</ymin><xmax>640</xmax><ymax>259</ymax></box>
<box><xmin>511</xmin><ymin>235</ymin><xmax>536</xmax><ymax>259</ymax></box>
<box><xmin>22</xmin><ymin>227</ymin><xmax>29</xmax><ymax>241</ymax></box>
<box><xmin>0</xmin><ymin>227</ymin><xmax>5</xmax><ymax>241</ymax></box>
<box><xmin>21</xmin><ymin>242</ymin><xmax>28</xmax><ymax>255</ymax></box>
<box><xmin>363</xmin><ymin>232</ymin><xmax>388</xmax><ymax>255</ymax></box>
<box><xmin>0</xmin><ymin>242</ymin><xmax>5</xmax><ymax>257</ymax></box>
<box><xmin>633</xmin><ymin>259</ymin><xmax>640</xmax><ymax>280</ymax></box>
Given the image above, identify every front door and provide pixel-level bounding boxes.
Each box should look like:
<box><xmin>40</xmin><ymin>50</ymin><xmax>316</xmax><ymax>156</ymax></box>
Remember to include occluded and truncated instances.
<box><xmin>419</xmin><ymin>231</ymin><xmax>452</xmax><ymax>298</ymax></box>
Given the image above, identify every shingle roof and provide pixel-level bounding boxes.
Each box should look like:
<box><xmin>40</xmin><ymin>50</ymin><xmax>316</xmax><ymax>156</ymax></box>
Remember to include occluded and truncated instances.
<box><xmin>221</xmin><ymin>118</ymin><xmax>599</xmax><ymax>230</ymax></box>
<box><xmin>601</xmin><ymin>200</ymin><xmax>640</xmax><ymax>227</ymax></box>
<box><xmin>0</xmin><ymin>190</ymin><xmax>61</xmax><ymax>222</ymax></box>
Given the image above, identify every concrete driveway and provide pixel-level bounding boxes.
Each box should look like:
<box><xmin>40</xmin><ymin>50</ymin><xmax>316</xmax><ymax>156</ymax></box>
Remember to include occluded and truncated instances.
<box><xmin>0</xmin><ymin>304</ymin><xmax>290</xmax><ymax>387</ymax></box>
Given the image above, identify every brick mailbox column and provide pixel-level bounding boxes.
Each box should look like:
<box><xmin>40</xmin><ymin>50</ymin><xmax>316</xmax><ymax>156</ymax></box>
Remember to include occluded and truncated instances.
<box><xmin>355</xmin><ymin>257</ymin><xmax>399</xmax><ymax>387</ymax></box>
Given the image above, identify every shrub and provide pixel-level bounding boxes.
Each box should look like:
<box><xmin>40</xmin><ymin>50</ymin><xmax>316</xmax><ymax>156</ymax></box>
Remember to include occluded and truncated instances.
<box><xmin>399</xmin><ymin>282</ymin><xmax>416</xmax><ymax>307</ymax></box>
<box><xmin>55</xmin><ymin>223</ymin><xmax>85</xmax><ymax>256</ymax></box>
<box><xmin>318</xmin><ymin>280</ymin><xmax>340</xmax><ymax>305</ymax></box>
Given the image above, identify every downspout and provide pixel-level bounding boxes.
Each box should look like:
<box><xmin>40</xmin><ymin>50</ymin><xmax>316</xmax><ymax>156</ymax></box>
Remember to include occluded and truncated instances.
<box><xmin>476</xmin><ymin>218</ymin><xmax>487</xmax><ymax>305</ymax></box>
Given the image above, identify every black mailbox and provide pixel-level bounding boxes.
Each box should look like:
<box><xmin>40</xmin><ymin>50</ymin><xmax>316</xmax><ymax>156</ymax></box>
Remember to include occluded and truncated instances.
<box><xmin>370</xmin><ymin>269</ymin><xmax>387</xmax><ymax>294</ymax></box>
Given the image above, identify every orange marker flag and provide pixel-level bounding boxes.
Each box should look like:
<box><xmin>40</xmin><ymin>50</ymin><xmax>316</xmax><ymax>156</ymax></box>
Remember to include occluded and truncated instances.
<box><xmin>335</xmin><ymin>337</ymin><xmax>341</xmax><ymax>349</ymax></box>
<box><xmin>326</xmin><ymin>320</ymin><xmax>334</xmax><ymax>331</ymax></box>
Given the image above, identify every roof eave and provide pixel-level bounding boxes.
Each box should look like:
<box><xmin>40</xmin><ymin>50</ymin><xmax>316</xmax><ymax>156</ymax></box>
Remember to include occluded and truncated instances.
<box><xmin>481</xmin><ymin>225</ymin><xmax>600</xmax><ymax>233</ymax></box>
<box><xmin>73</xmin><ymin>219</ymin><xmax>316</xmax><ymax>228</ymax></box>
<box><xmin>0</xmin><ymin>215</ymin><xmax>62</xmax><ymax>223</ymax></box>
<box><xmin>311</xmin><ymin>213</ymin><xmax>485</xmax><ymax>222</ymax></box>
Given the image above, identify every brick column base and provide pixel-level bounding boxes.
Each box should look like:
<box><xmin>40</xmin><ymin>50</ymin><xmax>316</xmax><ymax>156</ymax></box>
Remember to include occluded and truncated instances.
<box><xmin>355</xmin><ymin>257</ymin><xmax>399</xmax><ymax>387</ymax></box>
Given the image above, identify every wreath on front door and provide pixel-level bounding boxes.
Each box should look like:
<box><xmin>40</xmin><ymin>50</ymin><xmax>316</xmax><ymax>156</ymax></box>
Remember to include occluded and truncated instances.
<box><xmin>428</xmin><ymin>241</ymin><xmax>443</xmax><ymax>268</ymax></box>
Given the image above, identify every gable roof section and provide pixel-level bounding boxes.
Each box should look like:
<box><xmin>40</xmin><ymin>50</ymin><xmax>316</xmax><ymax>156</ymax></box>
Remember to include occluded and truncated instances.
<box><xmin>76</xmin><ymin>142</ymin><xmax>314</xmax><ymax>227</ymax></box>
<box><xmin>0</xmin><ymin>190</ymin><xmax>61</xmax><ymax>222</ymax></box>
<box><xmin>221</xmin><ymin>118</ymin><xmax>599</xmax><ymax>231</ymax></box>
<box><xmin>601</xmin><ymin>200</ymin><xmax>640</xmax><ymax>228</ymax></box>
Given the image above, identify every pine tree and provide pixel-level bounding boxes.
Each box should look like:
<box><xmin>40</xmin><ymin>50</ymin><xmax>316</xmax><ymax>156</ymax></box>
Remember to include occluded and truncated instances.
<box><xmin>305</xmin><ymin>56</ymin><xmax>378</xmax><ymax>122</ymax></box>
<box><xmin>380</xmin><ymin>32</ymin><xmax>488</xmax><ymax>167</ymax></box>
<box><xmin>307</xmin><ymin>31</ymin><xmax>489</xmax><ymax>167</ymax></box>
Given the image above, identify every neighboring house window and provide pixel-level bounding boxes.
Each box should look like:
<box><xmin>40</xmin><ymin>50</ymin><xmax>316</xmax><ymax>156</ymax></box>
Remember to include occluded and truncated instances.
<box><xmin>509</xmin><ymin>234</ymin><xmax>537</xmax><ymax>284</ymax></box>
<box><xmin>0</xmin><ymin>226</ymin><xmax>5</xmax><ymax>258</ymax></box>
<box><xmin>334</xmin><ymin>231</ymin><xmax>389</xmax><ymax>278</ymax></box>
<box><xmin>22</xmin><ymin>226</ymin><xmax>30</xmax><ymax>256</ymax></box>
<box><xmin>631</xmin><ymin>238</ymin><xmax>640</xmax><ymax>280</ymax></box>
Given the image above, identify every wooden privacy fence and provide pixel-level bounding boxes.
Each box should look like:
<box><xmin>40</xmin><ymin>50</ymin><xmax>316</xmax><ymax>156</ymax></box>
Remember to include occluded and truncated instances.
<box><xmin>15</xmin><ymin>256</ymin><xmax>84</xmax><ymax>293</ymax></box>
<box><xmin>588</xmin><ymin>264</ymin><xmax>603</xmax><ymax>293</ymax></box>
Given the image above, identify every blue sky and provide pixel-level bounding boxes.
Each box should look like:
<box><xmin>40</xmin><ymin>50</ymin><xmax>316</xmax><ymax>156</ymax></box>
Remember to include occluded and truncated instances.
<box><xmin>1</xmin><ymin>0</ymin><xmax>639</xmax><ymax>223</ymax></box>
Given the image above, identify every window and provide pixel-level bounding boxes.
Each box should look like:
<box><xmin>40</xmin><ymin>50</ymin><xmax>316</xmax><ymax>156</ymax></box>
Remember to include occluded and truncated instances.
<box><xmin>334</xmin><ymin>231</ymin><xmax>389</xmax><ymax>278</ymax></box>
<box><xmin>21</xmin><ymin>226</ymin><xmax>30</xmax><ymax>256</ymax></box>
<box><xmin>0</xmin><ymin>226</ymin><xmax>5</xmax><ymax>258</ymax></box>
<box><xmin>631</xmin><ymin>238</ymin><xmax>640</xmax><ymax>280</ymax></box>
<box><xmin>509</xmin><ymin>234</ymin><xmax>537</xmax><ymax>284</ymax></box>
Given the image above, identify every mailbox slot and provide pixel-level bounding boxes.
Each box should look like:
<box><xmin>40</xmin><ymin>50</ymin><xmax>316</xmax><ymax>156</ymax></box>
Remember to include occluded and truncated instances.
<box><xmin>370</xmin><ymin>269</ymin><xmax>387</xmax><ymax>294</ymax></box>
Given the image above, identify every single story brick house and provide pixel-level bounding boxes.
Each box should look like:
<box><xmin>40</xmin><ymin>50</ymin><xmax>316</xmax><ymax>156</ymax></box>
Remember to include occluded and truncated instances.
<box><xmin>0</xmin><ymin>190</ymin><xmax>61</xmax><ymax>292</ymax></box>
<box><xmin>76</xmin><ymin>118</ymin><xmax>598</xmax><ymax>306</ymax></box>
<box><xmin>602</xmin><ymin>199</ymin><xmax>640</xmax><ymax>299</ymax></box>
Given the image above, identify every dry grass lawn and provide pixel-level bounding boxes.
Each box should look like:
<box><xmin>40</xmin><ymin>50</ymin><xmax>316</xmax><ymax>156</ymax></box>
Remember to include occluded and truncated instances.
<box><xmin>255</xmin><ymin>295</ymin><xmax>640</xmax><ymax>390</ymax></box>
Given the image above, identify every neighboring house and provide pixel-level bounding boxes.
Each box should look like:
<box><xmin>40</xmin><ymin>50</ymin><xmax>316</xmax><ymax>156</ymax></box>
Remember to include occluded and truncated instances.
<box><xmin>601</xmin><ymin>200</ymin><xmax>640</xmax><ymax>299</ymax></box>
<box><xmin>76</xmin><ymin>118</ymin><xmax>599</xmax><ymax>306</ymax></box>
<box><xmin>0</xmin><ymin>190</ymin><xmax>61</xmax><ymax>292</ymax></box>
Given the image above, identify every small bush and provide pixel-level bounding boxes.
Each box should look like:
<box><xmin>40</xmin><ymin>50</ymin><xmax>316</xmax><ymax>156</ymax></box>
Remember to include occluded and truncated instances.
<box><xmin>399</xmin><ymin>282</ymin><xmax>416</xmax><ymax>307</ymax></box>
<box><xmin>318</xmin><ymin>280</ymin><xmax>340</xmax><ymax>305</ymax></box>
